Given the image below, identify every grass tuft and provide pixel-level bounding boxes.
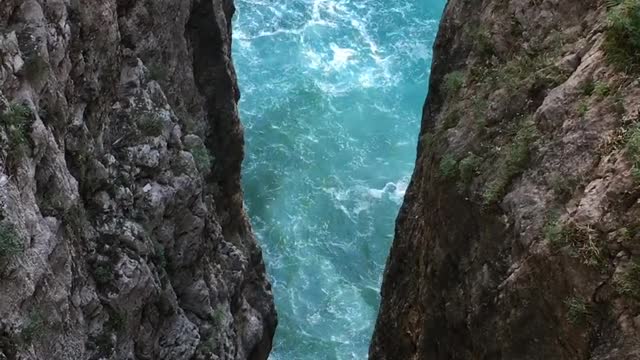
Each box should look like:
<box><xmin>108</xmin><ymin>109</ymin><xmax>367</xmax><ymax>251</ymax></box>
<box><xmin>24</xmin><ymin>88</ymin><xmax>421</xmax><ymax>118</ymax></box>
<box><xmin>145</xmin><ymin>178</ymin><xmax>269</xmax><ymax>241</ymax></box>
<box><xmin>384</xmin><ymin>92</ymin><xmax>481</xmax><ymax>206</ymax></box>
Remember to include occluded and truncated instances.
<box><xmin>191</xmin><ymin>144</ymin><xmax>212</xmax><ymax>173</ymax></box>
<box><xmin>458</xmin><ymin>153</ymin><xmax>481</xmax><ymax>190</ymax></box>
<box><xmin>0</xmin><ymin>223</ymin><xmax>23</xmax><ymax>260</ymax></box>
<box><xmin>442</xmin><ymin>71</ymin><xmax>465</xmax><ymax>96</ymax></box>
<box><xmin>439</xmin><ymin>154</ymin><xmax>458</xmax><ymax>180</ymax></box>
<box><xmin>483</xmin><ymin>119</ymin><xmax>538</xmax><ymax>204</ymax></box>
<box><xmin>565</xmin><ymin>297</ymin><xmax>592</xmax><ymax>325</ymax></box>
<box><xmin>138</xmin><ymin>113</ymin><xmax>164</xmax><ymax>137</ymax></box>
<box><xmin>604</xmin><ymin>0</ymin><xmax>640</xmax><ymax>73</ymax></box>
<box><xmin>1</xmin><ymin>103</ymin><xmax>32</xmax><ymax>161</ymax></box>
<box><xmin>626</xmin><ymin>124</ymin><xmax>640</xmax><ymax>182</ymax></box>
<box><xmin>21</xmin><ymin>311</ymin><xmax>45</xmax><ymax>344</ymax></box>
<box><xmin>615</xmin><ymin>258</ymin><xmax>640</xmax><ymax>299</ymax></box>
<box><xmin>24</xmin><ymin>56</ymin><xmax>49</xmax><ymax>84</ymax></box>
<box><xmin>148</xmin><ymin>64</ymin><xmax>168</xmax><ymax>82</ymax></box>
<box><xmin>594</xmin><ymin>82</ymin><xmax>612</xmax><ymax>97</ymax></box>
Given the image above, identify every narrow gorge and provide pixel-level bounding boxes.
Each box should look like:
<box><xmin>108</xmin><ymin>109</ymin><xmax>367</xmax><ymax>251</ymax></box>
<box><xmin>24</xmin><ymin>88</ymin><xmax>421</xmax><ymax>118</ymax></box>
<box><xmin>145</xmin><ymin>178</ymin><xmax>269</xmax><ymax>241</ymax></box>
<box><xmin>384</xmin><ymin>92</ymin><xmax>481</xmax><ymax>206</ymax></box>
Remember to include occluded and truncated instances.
<box><xmin>2</xmin><ymin>0</ymin><xmax>640</xmax><ymax>359</ymax></box>
<box><xmin>232</xmin><ymin>0</ymin><xmax>443</xmax><ymax>358</ymax></box>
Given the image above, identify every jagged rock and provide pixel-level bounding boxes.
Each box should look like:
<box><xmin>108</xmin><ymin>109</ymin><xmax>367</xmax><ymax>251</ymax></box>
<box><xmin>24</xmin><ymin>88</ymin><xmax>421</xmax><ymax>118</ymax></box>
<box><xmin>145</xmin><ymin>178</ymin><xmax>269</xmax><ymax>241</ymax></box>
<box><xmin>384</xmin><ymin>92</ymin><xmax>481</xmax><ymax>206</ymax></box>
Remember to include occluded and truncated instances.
<box><xmin>372</xmin><ymin>0</ymin><xmax>640</xmax><ymax>359</ymax></box>
<box><xmin>0</xmin><ymin>0</ymin><xmax>276</xmax><ymax>359</ymax></box>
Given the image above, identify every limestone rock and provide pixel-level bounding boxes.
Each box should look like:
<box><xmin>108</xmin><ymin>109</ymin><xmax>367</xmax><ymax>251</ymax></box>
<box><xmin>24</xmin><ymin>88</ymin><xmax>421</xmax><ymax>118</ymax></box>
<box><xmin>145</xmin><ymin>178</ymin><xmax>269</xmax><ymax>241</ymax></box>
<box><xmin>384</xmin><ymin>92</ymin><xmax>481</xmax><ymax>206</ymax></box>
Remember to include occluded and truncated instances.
<box><xmin>372</xmin><ymin>0</ymin><xmax>640</xmax><ymax>358</ymax></box>
<box><xmin>0</xmin><ymin>0</ymin><xmax>276</xmax><ymax>359</ymax></box>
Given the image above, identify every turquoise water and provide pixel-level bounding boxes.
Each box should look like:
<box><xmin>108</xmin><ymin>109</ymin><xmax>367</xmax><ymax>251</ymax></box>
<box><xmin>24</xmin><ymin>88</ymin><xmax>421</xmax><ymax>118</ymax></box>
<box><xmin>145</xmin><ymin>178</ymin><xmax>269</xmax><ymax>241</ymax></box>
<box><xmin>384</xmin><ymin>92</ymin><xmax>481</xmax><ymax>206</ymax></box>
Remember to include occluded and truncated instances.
<box><xmin>232</xmin><ymin>0</ymin><xmax>445</xmax><ymax>358</ymax></box>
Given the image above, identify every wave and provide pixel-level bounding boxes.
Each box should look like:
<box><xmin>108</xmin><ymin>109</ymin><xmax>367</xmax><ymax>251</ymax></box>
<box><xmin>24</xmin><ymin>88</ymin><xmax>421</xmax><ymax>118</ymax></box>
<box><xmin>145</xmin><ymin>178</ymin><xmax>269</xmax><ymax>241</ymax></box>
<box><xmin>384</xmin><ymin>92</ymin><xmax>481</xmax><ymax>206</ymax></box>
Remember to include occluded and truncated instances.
<box><xmin>233</xmin><ymin>0</ymin><xmax>445</xmax><ymax>358</ymax></box>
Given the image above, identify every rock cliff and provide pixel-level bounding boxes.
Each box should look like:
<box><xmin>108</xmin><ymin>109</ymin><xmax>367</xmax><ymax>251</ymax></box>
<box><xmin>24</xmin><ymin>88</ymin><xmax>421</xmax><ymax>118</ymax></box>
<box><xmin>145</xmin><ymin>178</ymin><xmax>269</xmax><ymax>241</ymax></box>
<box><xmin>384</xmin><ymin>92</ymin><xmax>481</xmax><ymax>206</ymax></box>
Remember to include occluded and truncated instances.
<box><xmin>372</xmin><ymin>0</ymin><xmax>640</xmax><ymax>358</ymax></box>
<box><xmin>0</xmin><ymin>0</ymin><xmax>276</xmax><ymax>359</ymax></box>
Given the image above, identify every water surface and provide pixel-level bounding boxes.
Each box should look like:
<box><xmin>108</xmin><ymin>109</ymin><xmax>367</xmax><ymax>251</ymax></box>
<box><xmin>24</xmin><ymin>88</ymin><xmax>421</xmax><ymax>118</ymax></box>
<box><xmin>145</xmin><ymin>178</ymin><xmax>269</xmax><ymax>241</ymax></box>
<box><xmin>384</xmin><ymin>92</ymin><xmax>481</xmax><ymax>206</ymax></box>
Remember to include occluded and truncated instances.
<box><xmin>232</xmin><ymin>0</ymin><xmax>445</xmax><ymax>358</ymax></box>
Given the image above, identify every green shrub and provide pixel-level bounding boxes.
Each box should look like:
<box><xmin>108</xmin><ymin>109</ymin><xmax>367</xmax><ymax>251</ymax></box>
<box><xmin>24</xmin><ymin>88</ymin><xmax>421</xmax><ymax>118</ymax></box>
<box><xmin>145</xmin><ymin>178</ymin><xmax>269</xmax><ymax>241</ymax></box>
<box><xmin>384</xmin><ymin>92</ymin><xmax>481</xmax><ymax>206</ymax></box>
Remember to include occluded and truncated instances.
<box><xmin>458</xmin><ymin>153</ymin><xmax>481</xmax><ymax>188</ymax></box>
<box><xmin>564</xmin><ymin>297</ymin><xmax>592</xmax><ymax>325</ymax></box>
<box><xmin>471</xmin><ymin>27</ymin><xmax>496</xmax><ymax>62</ymax></box>
<box><xmin>493</xmin><ymin>53</ymin><xmax>569</xmax><ymax>92</ymax></box>
<box><xmin>627</xmin><ymin>124</ymin><xmax>640</xmax><ymax>181</ymax></box>
<box><xmin>21</xmin><ymin>311</ymin><xmax>45</xmax><ymax>343</ymax></box>
<box><xmin>545</xmin><ymin>219</ymin><xmax>567</xmax><ymax>248</ymax></box>
<box><xmin>442</xmin><ymin>109</ymin><xmax>461</xmax><ymax>130</ymax></box>
<box><xmin>93</xmin><ymin>264</ymin><xmax>114</xmax><ymax>285</ymax></box>
<box><xmin>545</xmin><ymin>220</ymin><xmax>603</xmax><ymax>266</ymax></box>
<box><xmin>107</xmin><ymin>310</ymin><xmax>126</xmax><ymax>332</ymax></box>
<box><xmin>24</xmin><ymin>56</ymin><xmax>49</xmax><ymax>84</ymax></box>
<box><xmin>442</xmin><ymin>71</ymin><xmax>465</xmax><ymax>96</ymax></box>
<box><xmin>1</xmin><ymin>103</ymin><xmax>30</xmax><ymax>126</ymax></box>
<box><xmin>422</xmin><ymin>133</ymin><xmax>435</xmax><ymax>149</ymax></box>
<box><xmin>550</xmin><ymin>174</ymin><xmax>580</xmax><ymax>201</ymax></box>
<box><xmin>613</xmin><ymin>93</ymin><xmax>626</xmax><ymax>115</ymax></box>
<box><xmin>212</xmin><ymin>306</ymin><xmax>225</xmax><ymax>325</ymax></box>
<box><xmin>594</xmin><ymin>82</ymin><xmax>611</xmax><ymax>97</ymax></box>
<box><xmin>483</xmin><ymin>120</ymin><xmax>538</xmax><ymax>204</ymax></box>
<box><xmin>0</xmin><ymin>223</ymin><xmax>23</xmax><ymax>259</ymax></box>
<box><xmin>148</xmin><ymin>64</ymin><xmax>168</xmax><ymax>82</ymax></box>
<box><xmin>577</xmin><ymin>101</ymin><xmax>589</xmax><ymax>117</ymax></box>
<box><xmin>615</xmin><ymin>258</ymin><xmax>640</xmax><ymax>299</ymax></box>
<box><xmin>0</xmin><ymin>104</ymin><xmax>32</xmax><ymax>160</ymax></box>
<box><xmin>191</xmin><ymin>144</ymin><xmax>212</xmax><ymax>173</ymax></box>
<box><xmin>581</xmin><ymin>79</ymin><xmax>595</xmax><ymax>96</ymax></box>
<box><xmin>200</xmin><ymin>335</ymin><xmax>217</xmax><ymax>354</ymax></box>
<box><xmin>579</xmin><ymin>79</ymin><xmax>608</xmax><ymax>98</ymax></box>
<box><xmin>499</xmin><ymin>56</ymin><xmax>535</xmax><ymax>90</ymax></box>
<box><xmin>138</xmin><ymin>113</ymin><xmax>164</xmax><ymax>137</ymax></box>
<box><xmin>439</xmin><ymin>154</ymin><xmax>458</xmax><ymax>180</ymax></box>
<box><xmin>604</xmin><ymin>0</ymin><xmax>640</xmax><ymax>72</ymax></box>
<box><xmin>152</xmin><ymin>242</ymin><xmax>167</xmax><ymax>269</ymax></box>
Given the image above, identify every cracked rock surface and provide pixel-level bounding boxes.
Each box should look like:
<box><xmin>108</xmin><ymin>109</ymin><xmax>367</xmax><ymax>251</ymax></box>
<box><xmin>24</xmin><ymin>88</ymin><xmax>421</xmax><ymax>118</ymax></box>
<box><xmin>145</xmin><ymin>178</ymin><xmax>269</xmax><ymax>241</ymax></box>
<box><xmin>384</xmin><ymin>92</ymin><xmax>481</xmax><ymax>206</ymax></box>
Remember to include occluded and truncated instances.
<box><xmin>0</xmin><ymin>0</ymin><xmax>276</xmax><ymax>359</ymax></box>
<box><xmin>372</xmin><ymin>0</ymin><xmax>640</xmax><ymax>359</ymax></box>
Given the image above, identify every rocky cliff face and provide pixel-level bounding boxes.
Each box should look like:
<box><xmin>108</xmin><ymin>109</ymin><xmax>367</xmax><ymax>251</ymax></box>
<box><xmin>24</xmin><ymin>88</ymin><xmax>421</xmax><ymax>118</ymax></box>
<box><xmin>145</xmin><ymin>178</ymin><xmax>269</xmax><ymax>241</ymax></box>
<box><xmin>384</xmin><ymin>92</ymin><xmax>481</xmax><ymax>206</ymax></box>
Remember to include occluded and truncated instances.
<box><xmin>372</xmin><ymin>0</ymin><xmax>640</xmax><ymax>358</ymax></box>
<box><xmin>0</xmin><ymin>0</ymin><xmax>276</xmax><ymax>359</ymax></box>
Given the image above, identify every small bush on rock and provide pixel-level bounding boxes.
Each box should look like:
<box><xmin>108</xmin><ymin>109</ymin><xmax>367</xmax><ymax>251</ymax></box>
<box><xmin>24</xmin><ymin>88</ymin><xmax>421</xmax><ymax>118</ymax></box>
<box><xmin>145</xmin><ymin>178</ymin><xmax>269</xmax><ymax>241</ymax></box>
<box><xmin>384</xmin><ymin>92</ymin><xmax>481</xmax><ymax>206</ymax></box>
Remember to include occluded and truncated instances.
<box><xmin>0</xmin><ymin>104</ymin><xmax>32</xmax><ymax>160</ymax></box>
<box><xmin>138</xmin><ymin>113</ymin><xmax>164</xmax><ymax>137</ymax></box>
<box><xmin>192</xmin><ymin>144</ymin><xmax>212</xmax><ymax>173</ymax></box>
<box><xmin>442</xmin><ymin>71</ymin><xmax>465</xmax><ymax>96</ymax></box>
<box><xmin>0</xmin><ymin>223</ymin><xmax>23</xmax><ymax>260</ymax></box>
<box><xmin>21</xmin><ymin>311</ymin><xmax>45</xmax><ymax>344</ymax></box>
<box><xmin>626</xmin><ymin>124</ymin><xmax>640</xmax><ymax>181</ymax></box>
<box><xmin>458</xmin><ymin>153</ymin><xmax>481</xmax><ymax>189</ymax></box>
<box><xmin>483</xmin><ymin>119</ymin><xmax>538</xmax><ymax>204</ymax></box>
<box><xmin>564</xmin><ymin>297</ymin><xmax>592</xmax><ymax>325</ymax></box>
<box><xmin>439</xmin><ymin>154</ymin><xmax>458</xmax><ymax>180</ymax></box>
<box><xmin>615</xmin><ymin>258</ymin><xmax>640</xmax><ymax>299</ymax></box>
<box><xmin>24</xmin><ymin>55</ymin><xmax>49</xmax><ymax>84</ymax></box>
<box><xmin>594</xmin><ymin>82</ymin><xmax>612</xmax><ymax>97</ymax></box>
<box><xmin>148</xmin><ymin>64</ymin><xmax>168</xmax><ymax>82</ymax></box>
<box><xmin>93</xmin><ymin>263</ymin><xmax>114</xmax><ymax>285</ymax></box>
<box><xmin>605</xmin><ymin>0</ymin><xmax>640</xmax><ymax>72</ymax></box>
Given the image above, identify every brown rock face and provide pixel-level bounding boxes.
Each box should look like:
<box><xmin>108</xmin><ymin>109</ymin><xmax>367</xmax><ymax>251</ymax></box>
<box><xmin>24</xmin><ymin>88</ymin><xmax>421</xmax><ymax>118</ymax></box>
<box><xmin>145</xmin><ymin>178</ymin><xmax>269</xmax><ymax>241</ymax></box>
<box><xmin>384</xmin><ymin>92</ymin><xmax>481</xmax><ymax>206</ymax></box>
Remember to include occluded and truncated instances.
<box><xmin>371</xmin><ymin>0</ymin><xmax>640</xmax><ymax>359</ymax></box>
<box><xmin>0</xmin><ymin>0</ymin><xmax>275</xmax><ymax>359</ymax></box>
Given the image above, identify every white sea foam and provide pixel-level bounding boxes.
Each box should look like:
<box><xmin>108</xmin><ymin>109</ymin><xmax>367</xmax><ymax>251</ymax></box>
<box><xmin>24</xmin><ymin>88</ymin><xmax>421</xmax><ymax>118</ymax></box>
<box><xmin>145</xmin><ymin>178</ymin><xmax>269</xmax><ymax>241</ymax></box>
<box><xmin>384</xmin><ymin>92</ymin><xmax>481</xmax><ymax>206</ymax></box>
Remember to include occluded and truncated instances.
<box><xmin>329</xmin><ymin>43</ymin><xmax>357</xmax><ymax>69</ymax></box>
<box><xmin>232</xmin><ymin>0</ymin><xmax>444</xmax><ymax>358</ymax></box>
<box><xmin>390</xmin><ymin>178</ymin><xmax>409</xmax><ymax>204</ymax></box>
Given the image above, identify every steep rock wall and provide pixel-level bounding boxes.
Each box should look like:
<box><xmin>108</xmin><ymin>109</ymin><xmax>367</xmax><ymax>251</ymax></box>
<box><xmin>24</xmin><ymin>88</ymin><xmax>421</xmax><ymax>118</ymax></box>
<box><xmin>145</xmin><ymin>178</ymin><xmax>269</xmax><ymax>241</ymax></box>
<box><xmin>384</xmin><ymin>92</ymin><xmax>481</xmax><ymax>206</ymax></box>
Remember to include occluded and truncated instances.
<box><xmin>0</xmin><ymin>0</ymin><xmax>276</xmax><ymax>359</ymax></box>
<box><xmin>372</xmin><ymin>0</ymin><xmax>640</xmax><ymax>358</ymax></box>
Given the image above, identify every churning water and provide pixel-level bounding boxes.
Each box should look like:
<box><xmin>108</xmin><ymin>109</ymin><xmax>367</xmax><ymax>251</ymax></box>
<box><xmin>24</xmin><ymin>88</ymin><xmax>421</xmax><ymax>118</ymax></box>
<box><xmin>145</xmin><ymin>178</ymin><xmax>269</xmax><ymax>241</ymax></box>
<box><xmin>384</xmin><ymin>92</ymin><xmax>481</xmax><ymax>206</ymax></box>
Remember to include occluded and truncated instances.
<box><xmin>232</xmin><ymin>0</ymin><xmax>445</xmax><ymax>358</ymax></box>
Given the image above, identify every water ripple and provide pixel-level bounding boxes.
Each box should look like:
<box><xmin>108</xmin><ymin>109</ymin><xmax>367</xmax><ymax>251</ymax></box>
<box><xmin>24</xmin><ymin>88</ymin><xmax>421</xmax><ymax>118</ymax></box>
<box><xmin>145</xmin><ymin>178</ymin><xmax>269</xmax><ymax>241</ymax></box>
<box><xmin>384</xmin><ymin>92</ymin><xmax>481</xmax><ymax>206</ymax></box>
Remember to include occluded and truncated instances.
<box><xmin>233</xmin><ymin>0</ymin><xmax>445</xmax><ymax>358</ymax></box>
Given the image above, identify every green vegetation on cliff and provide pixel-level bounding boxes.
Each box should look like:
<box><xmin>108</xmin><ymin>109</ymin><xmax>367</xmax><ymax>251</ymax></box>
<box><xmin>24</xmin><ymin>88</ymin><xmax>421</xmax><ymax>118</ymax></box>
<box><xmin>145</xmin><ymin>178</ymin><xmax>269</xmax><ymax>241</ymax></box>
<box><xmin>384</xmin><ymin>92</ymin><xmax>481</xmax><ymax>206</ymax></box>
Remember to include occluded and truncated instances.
<box><xmin>605</xmin><ymin>0</ymin><xmax>640</xmax><ymax>72</ymax></box>
<box><xmin>0</xmin><ymin>224</ymin><xmax>23</xmax><ymax>260</ymax></box>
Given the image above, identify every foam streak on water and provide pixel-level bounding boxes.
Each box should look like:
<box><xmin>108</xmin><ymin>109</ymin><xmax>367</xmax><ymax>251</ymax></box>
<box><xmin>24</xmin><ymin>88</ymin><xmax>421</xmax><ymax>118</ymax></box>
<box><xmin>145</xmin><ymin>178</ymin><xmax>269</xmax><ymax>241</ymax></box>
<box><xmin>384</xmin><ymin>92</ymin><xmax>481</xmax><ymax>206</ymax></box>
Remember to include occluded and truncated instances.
<box><xmin>232</xmin><ymin>0</ymin><xmax>445</xmax><ymax>358</ymax></box>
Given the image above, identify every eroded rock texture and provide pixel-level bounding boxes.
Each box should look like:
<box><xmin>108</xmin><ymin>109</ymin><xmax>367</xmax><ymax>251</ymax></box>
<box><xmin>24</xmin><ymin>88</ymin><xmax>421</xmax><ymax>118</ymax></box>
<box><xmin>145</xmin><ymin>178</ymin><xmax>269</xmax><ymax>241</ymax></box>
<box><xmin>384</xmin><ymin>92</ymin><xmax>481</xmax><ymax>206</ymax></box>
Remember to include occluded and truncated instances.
<box><xmin>372</xmin><ymin>0</ymin><xmax>640</xmax><ymax>359</ymax></box>
<box><xmin>0</xmin><ymin>0</ymin><xmax>276</xmax><ymax>359</ymax></box>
